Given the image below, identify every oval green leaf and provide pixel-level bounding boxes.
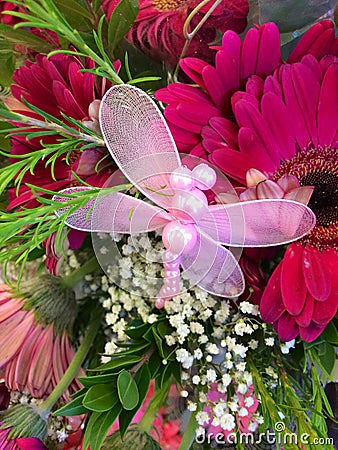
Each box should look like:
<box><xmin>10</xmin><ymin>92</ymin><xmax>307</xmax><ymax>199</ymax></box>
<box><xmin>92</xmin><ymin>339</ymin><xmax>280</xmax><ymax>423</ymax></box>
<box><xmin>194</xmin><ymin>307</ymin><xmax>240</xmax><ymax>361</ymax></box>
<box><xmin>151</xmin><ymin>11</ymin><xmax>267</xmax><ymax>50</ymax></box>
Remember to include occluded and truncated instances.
<box><xmin>83</xmin><ymin>383</ymin><xmax>118</xmax><ymax>412</ymax></box>
<box><xmin>117</xmin><ymin>370</ymin><xmax>139</xmax><ymax>410</ymax></box>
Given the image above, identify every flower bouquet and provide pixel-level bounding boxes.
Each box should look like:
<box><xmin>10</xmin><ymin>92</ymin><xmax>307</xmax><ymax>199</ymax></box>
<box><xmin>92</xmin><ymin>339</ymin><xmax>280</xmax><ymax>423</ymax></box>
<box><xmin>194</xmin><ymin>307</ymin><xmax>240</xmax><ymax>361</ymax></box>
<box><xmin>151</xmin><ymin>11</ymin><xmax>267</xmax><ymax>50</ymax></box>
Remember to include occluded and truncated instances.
<box><xmin>0</xmin><ymin>0</ymin><xmax>337</xmax><ymax>449</ymax></box>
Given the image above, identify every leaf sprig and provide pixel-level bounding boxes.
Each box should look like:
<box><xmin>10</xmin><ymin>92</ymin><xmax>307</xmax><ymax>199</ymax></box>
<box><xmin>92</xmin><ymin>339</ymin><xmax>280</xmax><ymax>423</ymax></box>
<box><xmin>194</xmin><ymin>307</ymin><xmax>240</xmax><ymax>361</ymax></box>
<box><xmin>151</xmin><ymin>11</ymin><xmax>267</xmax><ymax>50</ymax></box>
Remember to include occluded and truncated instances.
<box><xmin>0</xmin><ymin>183</ymin><xmax>131</xmax><ymax>277</ymax></box>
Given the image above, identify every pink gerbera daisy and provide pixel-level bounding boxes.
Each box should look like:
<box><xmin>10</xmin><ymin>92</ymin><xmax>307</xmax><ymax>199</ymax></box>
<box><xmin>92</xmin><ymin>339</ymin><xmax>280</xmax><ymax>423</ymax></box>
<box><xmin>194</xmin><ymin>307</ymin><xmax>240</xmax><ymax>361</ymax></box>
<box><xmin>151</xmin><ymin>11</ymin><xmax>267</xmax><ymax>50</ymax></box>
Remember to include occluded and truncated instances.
<box><xmin>156</xmin><ymin>20</ymin><xmax>338</xmax><ymax>156</ymax></box>
<box><xmin>126</xmin><ymin>0</ymin><xmax>248</xmax><ymax>67</ymax></box>
<box><xmin>216</xmin><ymin>55</ymin><xmax>338</xmax><ymax>342</ymax></box>
<box><xmin>0</xmin><ymin>280</ymin><xmax>83</xmax><ymax>400</ymax></box>
<box><xmin>156</xmin><ymin>21</ymin><xmax>338</xmax><ymax>342</ymax></box>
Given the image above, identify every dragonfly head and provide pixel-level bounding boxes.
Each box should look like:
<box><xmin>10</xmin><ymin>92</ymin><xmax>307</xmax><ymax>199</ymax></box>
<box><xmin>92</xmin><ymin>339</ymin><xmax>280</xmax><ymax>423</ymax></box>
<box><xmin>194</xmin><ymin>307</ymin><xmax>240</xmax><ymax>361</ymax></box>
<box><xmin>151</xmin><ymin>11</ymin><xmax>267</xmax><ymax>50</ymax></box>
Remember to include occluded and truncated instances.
<box><xmin>168</xmin><ymin>163</ymin><xmax>217</xmax><ymax>222</ymax></box>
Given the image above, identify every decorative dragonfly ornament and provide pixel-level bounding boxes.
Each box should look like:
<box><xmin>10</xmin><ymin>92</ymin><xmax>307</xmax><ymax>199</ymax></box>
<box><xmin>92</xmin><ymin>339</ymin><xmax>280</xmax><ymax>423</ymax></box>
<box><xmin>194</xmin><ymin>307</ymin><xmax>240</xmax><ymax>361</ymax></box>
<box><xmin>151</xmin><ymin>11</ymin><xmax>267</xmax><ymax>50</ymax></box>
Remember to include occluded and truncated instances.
<box><xmin>54</xmin><ymin>84</ymin><xmax>316</xmax><ymax>308</ymax></box>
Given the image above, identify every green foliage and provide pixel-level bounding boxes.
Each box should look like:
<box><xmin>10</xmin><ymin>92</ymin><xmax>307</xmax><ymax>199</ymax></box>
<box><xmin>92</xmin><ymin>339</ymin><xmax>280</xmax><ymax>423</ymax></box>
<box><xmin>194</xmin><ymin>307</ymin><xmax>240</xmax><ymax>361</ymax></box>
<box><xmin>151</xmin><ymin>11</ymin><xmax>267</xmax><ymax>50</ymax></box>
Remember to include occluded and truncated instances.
<box><xmin>83</xmin><ymin>383</ymin><xmax>119</xmax><ymax>412</ymax></box>
<box><xmin>107</xmin><ymin>0</ymin><xmax>138</xmax><ymax>51</ymax></box>
<box><xmin>55</xmin><ymin>319</ymin><xmax>179</xmax><ymax>447</ymax></box>
<box><xmin>117</xmin><ymin>370</ymin><xmax>140</xmax><ymax>410</ymax></box>
<box><xmin>0</xmin><ymin>184</ymin><xmax>130</xmax><ymax>276</ymax></box>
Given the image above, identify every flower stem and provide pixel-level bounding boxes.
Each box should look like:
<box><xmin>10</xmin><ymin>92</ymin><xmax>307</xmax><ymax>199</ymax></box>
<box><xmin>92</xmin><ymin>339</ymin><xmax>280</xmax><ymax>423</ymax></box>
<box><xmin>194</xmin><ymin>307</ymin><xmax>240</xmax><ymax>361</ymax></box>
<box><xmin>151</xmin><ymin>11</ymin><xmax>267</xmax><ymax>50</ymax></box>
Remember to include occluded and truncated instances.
<box><xmin>137</xmin><ymin>377</ymin><xmax>172</xmax><ymax>433</ymax></box>
<box><xmin>40</xmin><ymin>307</ymin><xmax>102</xmax><ymax>413</ymax></box>
<box><xmin>178</xmin><ymin>411</ymin><xmax>198</xmax><ymax>450</ymax></box>
<box><xmin>173</xmin><ymin>0</ymin><xmax>222</xmax><ymax>80</ymax></box>
<box><xmin>62</xmin><ymin>256</ymin><xmax>100</xmax><ymax>289</ymax></box>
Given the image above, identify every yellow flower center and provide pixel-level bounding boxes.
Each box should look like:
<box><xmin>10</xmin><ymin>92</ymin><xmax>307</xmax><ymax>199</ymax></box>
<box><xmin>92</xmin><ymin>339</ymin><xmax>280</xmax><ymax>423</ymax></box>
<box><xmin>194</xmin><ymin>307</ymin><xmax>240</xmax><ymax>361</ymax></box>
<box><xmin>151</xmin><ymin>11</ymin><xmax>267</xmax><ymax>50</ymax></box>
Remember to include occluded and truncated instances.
<box><xmin>152</xmin><ymin>0</ymin><xmax>186</xmax><ymax>12</ymax></box>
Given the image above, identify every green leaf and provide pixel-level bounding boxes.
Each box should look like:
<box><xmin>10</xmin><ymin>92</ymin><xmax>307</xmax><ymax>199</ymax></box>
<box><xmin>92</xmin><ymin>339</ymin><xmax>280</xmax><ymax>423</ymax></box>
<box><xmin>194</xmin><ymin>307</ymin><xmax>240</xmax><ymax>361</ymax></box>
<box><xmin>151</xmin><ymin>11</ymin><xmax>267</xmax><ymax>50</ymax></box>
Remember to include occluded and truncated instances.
<box><xmin>320</xmin><ymin>322</ymin><xmax>338</xmax><ymax>345</ymax></box>
<box><xmin>318</xmin><ymin>343</ymin><xmax>336</xmax><ymax>375</ymax></box>
<box><xmin>143</xmin><ymin>326</ymin><xmax>155</xmax><ymax>343</ymax></box>
<box><xmin>83</xmin><ymin>404</ymin><xmax>122</xmax><ymax>450</ymax></box>
<box><xmin>107</xmin><ymin>0</ymin><xmax>138</xmax><ymax>51</ymax></box>
<box><xmin>117</xmin><ymin>370</ymin><xmax>139</xmax><ymax>410</ymax></box>
<box><xmin>70</xmin><ymin>387</ymin><xmax>87</xmax><ymax>399</ymax></box>
<box><xmin>152</xmin><ymin>327</ymin><xmax>164</xmax><ymax>358</ymax></box>
<box><xmin>89</xmin><ymin>355</ymin><xmax>142</xmax><ymax>372</ymax></box>
<box><xmin>54</xmin><ymin>394</ymin><xmax>89</xmax><ymax>416</ymax></box>
<box><xmin>124</xmin><ymin>322</ymin><xmax>150</xmax><ymax>339</ymax></box>
<box><xmin>112</xmin><ymin>342</ymin><xmax>152</xmax><ymax>357</ymax></box>
<box><xmin>0</xmin><ymin>24</ymin><xmax>53</xmax><ymax>52</ymax></box>
<box><xmin>160</xmin><ymin>362</ymin><xmax>173</xmax><ymax>388</ymax></box>
<box><xmin>157</xmin><ymin>321</ymin><xmax>173</xmax><ymax>339</ymax></box>
<box><xmin>147</xmin><ymin>352</ymin><xmax>162</xmax><ymax>378</ymax></box>
<box><xmin>0</xmin><ymin>50</ymin><xmax>15</xmax><ymax>86</ymax></box>
<box><xmin>78</xmin><ymin>373</ymin><xmax>118</xmax><ymax>387</ymax></box>
<box><xmin>119</xmin><ymin>365</ymin><xmax>151</xmax><ymax>438</ymax></box>
<box><xmin>83</xmin><ymin>383</ymin><xmax>118</xmax><ymax>412</ymax></box>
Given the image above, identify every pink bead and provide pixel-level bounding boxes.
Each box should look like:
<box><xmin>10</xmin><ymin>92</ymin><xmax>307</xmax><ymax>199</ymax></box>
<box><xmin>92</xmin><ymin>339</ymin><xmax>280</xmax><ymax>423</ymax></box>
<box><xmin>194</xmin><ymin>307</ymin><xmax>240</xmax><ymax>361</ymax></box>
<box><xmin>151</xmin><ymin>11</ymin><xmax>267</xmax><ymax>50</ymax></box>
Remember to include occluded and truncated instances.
<box><xmin>192</xmin><ymin>163</ymin><xmax>217</xmax><ymax>190</ymax></box>
<box><xmin>155</xmin><ymin>297</ymin><xmax>166</xmax><ymax>308</ymax></box>
<box><xmin>170</xmin><ymin>166</ymin><xmax>194</xmax><ymax>191</ymax></box>
<box><xmin>170</xmin><ymin>188</ymin><xmax>208</xmax><ymax>222</ymax></box>
<box><xmin>162</xmin><ymin>221</ymin><xmax>198</xmax><ymax>254</ymax></box>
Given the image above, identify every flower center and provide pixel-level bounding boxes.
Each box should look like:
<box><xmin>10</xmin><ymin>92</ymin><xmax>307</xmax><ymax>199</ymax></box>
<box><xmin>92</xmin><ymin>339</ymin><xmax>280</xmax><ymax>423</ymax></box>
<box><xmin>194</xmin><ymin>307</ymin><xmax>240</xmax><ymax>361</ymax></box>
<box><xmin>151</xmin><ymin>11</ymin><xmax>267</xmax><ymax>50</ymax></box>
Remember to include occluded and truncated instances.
<box><xmin>301</xmin><ymin>171</ymin><xmax>338</xmax><ymax>226</ymax></box>
<box><xmin>273</xmin><ymin>146</ymin><xmax>338</xmax><ymax>250</ymax></box>
<box><xmin>152</xmin><ymin>0</ymin><xmax>185</xmax><ymax>11</ymax></box>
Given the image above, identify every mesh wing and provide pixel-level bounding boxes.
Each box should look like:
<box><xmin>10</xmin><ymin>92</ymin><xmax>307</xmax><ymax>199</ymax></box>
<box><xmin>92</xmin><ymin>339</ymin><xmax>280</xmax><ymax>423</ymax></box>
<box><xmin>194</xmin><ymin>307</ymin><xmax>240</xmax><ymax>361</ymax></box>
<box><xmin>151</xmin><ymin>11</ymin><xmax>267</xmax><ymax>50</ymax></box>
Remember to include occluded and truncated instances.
<box><xmin>53</xmin><ymin>187</ymin><xmax>171</xmax><ymax>233</ymax></box>
<box><xmin>198</xmin><ymin>199</ymin><xmax>316</xmax><ymax>247</ymax></box>
<box><xmin>99</xmin><ymin>84</ymin><xmax>181</xmax><ymax>210</ymax></box>
<box><xmin>181</xmin><ymin>234</ymin><xmax>245</xmax><ymax>298</ymax></box>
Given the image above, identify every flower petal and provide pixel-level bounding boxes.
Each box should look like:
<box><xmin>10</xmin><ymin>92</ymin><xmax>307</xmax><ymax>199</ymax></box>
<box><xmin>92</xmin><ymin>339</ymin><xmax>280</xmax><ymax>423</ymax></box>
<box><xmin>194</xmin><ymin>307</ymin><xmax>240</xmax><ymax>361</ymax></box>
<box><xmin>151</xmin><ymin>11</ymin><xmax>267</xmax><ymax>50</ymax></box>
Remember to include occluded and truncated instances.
<box><xmin>275</xmin><ymin>312</ymin><xmax>299</xmax><ymax>341</ymax></box>
<box><xmin>312</xmin><ymin>295</ymin><xmax>338</xmax><ymax>326</ymax></box>
<box><xmin>294</xmin><ymin>292</ymin><xmax>314</xmax><ymax>327</ymax></box>
<box><xmin>281</xmin><ymin>244</ymin><xmax>307</xmax><ymax>316</ymax></box>
<box><xmin>260</xmin><ymin>262</ymin><xmax>285</xmax><ymax>323</ymax></box>
<box><xmin>27</xmin><ymin>325</ymin><xmax>54</xmax><ymax>397</ymax></box>
<box><xmin>302</xmin><ymin>246</ymin><xmax>331</xmax><ymax>301</ymax></box>
<box><xmin>299</xmin><ymin>321</ymin><xmax>325</xmax><ymax>342</ymax></box>
<box><xmin>16</xmin><ymin>437</ymin><xmax>48</xmax><ymax>450</ymax></box>
<box><xmin>317</xmin><ymin>62</ymin><xmax>338</xmax><ymax>146</ymax></box>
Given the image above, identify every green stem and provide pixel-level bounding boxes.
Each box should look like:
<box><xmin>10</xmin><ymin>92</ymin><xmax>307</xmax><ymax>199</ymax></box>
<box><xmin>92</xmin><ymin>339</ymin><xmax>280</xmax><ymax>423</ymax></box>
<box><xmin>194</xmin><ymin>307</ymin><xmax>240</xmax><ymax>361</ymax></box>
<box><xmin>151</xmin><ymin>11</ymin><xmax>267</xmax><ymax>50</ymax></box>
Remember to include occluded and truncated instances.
<box><xmin>178</xmin><ymin>411</ymin><xmax>198</xmax><ymax>450</ymax></box>
<box><xmin>40</xmin><ymin>308</ymin><xmax>102</xmax><ymax>413</ymax></box>
<box><xmin>62</xmin><ymin>256</ymin><xmax>100</xmax><ymax>289</ymax></box>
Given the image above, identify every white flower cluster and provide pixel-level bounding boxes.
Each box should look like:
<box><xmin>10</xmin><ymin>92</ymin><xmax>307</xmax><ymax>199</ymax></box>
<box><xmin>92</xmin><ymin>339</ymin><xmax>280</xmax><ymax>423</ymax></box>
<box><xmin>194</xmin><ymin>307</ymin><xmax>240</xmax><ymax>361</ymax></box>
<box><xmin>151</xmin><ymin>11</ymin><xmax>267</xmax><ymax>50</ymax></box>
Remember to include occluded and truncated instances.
<box><xmin>87</xmin><ymin>232</ymin><xmax>293</xmax><ymax>433</ymax></box>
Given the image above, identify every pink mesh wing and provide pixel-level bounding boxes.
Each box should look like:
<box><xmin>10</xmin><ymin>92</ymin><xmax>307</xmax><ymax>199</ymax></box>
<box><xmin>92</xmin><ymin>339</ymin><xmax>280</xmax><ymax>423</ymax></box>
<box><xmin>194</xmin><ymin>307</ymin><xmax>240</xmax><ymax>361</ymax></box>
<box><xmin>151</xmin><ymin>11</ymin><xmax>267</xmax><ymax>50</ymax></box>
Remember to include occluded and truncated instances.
<box><xmin>198</xmin><ymin>199</ymin><xmax>316</xmax><ymax>247</ymax></box>
<box><xmin>53</xmin><ymin>187</ymin><xmax>171</xmax><ymax>233</ymax></box>
<box><xmin>180</xmin><ymin>233</ymin><xmax>245</xmax><ymax>298</ymax></box>
<box><xmin>99</xmin><ymin>84</ymin><xmax>181</xmax><ymax>210</ymax></box>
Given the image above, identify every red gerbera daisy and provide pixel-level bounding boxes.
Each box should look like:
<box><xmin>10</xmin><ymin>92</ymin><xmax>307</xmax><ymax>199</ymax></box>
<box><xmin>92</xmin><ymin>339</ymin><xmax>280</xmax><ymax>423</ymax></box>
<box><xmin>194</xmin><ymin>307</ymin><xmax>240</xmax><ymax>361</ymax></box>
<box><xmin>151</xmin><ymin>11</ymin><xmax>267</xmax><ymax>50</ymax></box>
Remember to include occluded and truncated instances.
<box><xmin>0</xmin><ymin>1</ymin><xmax>22</xmax><ymax>26</ymax></box>
<box><xmin>126</xmin><ymin>0</ymin><xmax>248</xmax><ymax>67</ymax></box>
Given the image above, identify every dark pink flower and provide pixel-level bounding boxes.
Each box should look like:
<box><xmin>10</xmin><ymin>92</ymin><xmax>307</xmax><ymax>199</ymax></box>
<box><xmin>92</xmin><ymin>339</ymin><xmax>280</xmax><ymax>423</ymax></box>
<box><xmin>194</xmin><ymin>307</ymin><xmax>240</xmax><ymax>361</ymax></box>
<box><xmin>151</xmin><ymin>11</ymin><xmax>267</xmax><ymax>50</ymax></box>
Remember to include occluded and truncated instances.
<box><xmin>156</xmin><ymin>20</ymin><xmax>338</xmax><ymax>158</ymax></box>
<box><xmin>0</xmin><ymin>1</ymin><xmax>22</xmax><ymax>26</ymax></box>
<box><xmin>126</xmin><ymin>0</ymin><xmax>248</xmax><ymax>67</ymax></box>
<box><xmin>16</xmin><ymin>438</ymin><xmax>48</xmax><ymax>450</ymax></box>
<box><xmin>157</xmin><ymin>21</ymin><xmax>338</xmax><ymax>341</ymax></box>
<box><xmin>0</xmin><ymin>427</ymin><xmax>18</xmax><ymax>449</ymax></box>
<box><xmin>7</xmin><ymin>53</ymin><xmax>120</xmax><ymax>210</ymax></box>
